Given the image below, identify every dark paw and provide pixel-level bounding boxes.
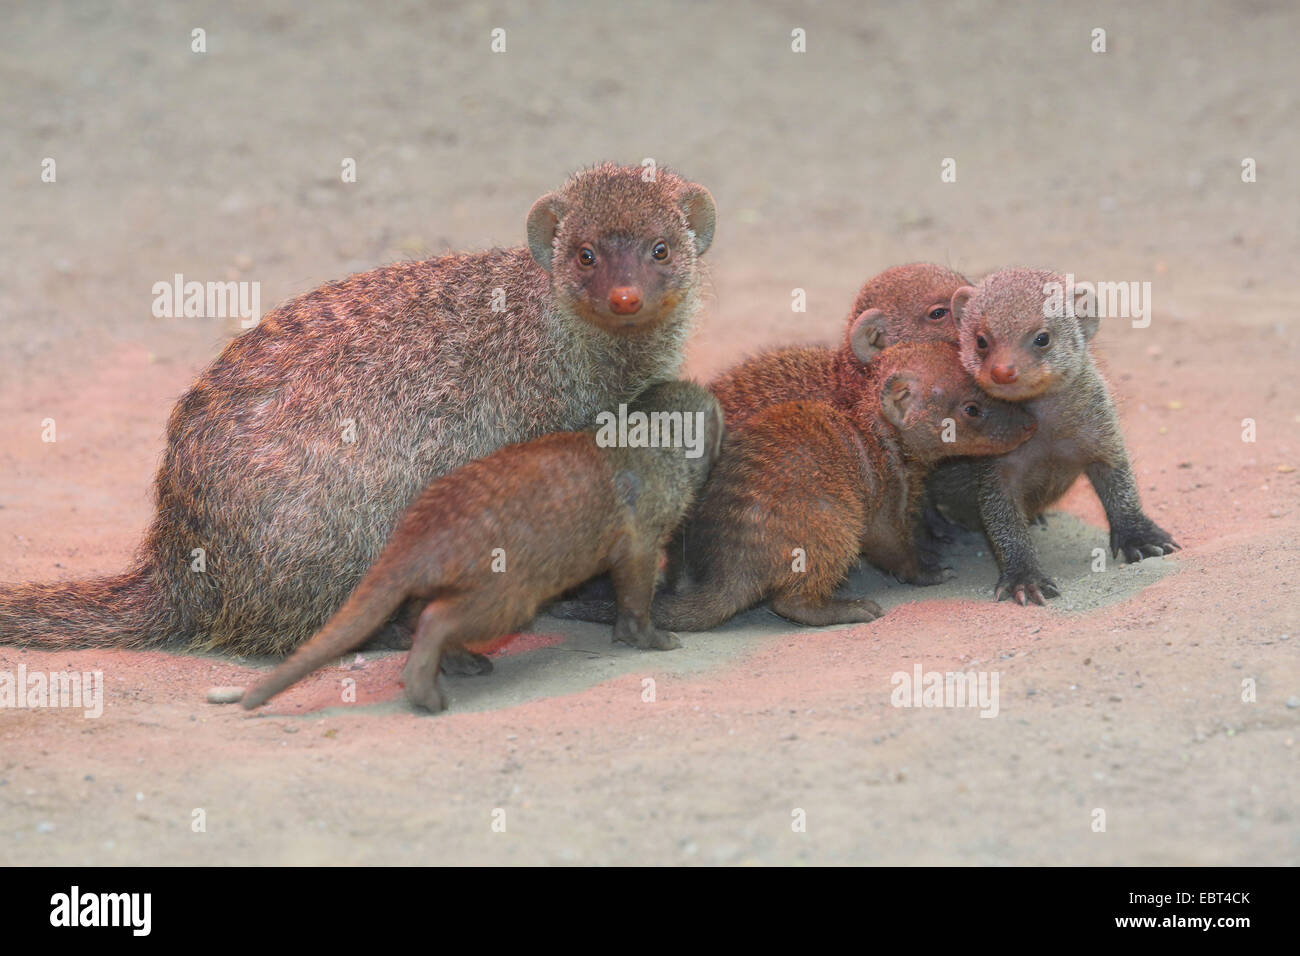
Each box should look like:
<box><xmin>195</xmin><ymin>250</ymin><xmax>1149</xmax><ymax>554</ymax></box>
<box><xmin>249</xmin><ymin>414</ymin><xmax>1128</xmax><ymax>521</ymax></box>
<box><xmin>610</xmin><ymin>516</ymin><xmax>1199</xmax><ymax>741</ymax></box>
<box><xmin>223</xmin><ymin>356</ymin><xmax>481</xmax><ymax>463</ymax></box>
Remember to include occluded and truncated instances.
<box><xmin>1110</xmin><ymin>519</ymin><xmax>1179</xmax><ymax>564</ymax></box>
<box><xmin>439</xmin><ymin>648</ymin><xmax>494</xmax><ymax>676</ymax></box>
<box><xmin>613</xmin><ymin>617</ymin><xmax>681</xmax><ymax>650</ymax></box>
<box><xmin>994</xmin><ymin>570</ymin><xmax>1060</xmax><ymax>606</ymax></box>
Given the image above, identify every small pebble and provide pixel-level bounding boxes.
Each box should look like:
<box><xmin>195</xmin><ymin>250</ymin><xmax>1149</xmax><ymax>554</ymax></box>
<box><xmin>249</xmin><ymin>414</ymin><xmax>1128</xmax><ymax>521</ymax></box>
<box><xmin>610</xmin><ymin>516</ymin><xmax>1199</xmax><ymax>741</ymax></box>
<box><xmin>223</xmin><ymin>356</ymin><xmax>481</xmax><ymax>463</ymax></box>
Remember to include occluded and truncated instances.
<box><xmin>1286</xmin><ymin>696</ymin><xmax>1300</xmax><ymax>710</ymax></box>
<box><xmin>36</xmin><ymin>822</ymin><xmax>55</xmax><ymax>834</ymax></box>
<box><xmin>206</xmin><ymin>686</ymin><xmax>245</xmax><ymax>704</ymax></box>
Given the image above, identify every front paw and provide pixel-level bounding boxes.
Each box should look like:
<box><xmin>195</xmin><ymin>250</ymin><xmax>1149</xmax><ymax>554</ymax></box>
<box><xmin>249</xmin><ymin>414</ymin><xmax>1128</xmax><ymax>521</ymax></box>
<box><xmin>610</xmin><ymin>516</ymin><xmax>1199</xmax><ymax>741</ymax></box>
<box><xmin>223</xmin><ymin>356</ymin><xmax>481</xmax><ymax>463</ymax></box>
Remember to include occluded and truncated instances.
<box><xmin>613</xmin><ymin>616</ymin><xmax>681</xmax><ymax>650</ymax></box>
<box><xmin>1110</xmin><ymin>518</ymin><xmax>1179</xmax><ymax>564</ymax></box>
<box><xmin>994</xmin><ymin>569</ymin><xmax>1060</xmax><ymax>606</ymax></box>
<box><xmin>901</xmin><ymin>565</ymin><xmax>956</xmax><ymax>587</ymax></box>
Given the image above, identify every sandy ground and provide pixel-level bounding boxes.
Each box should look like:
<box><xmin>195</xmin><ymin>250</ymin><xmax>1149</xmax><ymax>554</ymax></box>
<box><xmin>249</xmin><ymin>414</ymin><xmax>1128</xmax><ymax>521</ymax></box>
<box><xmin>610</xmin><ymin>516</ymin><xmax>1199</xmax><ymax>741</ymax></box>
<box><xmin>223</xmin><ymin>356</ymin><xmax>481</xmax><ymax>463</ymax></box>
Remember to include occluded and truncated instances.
<box><xmin>1</xmin><ymin>1</ymin><xmax>1297</xmax><ymax>865</ymax></box>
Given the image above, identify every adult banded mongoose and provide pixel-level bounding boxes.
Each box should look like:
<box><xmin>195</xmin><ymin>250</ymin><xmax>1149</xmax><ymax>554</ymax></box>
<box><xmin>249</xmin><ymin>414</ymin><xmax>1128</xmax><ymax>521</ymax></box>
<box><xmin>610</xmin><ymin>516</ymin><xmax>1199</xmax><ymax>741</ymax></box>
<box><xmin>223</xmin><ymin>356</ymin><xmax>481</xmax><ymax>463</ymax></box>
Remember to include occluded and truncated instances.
<box><xmin>708</xmin><ymin>263</ymin><xmax>968</xmax><ymax>427</ymax></box>
<box><xmin>241</xmin><ymin>381</ymin><xmax>724</xmax><ymax>713</ymax></box>
<box><xmin>550</xmin><ymin>342</ymin><xmax>1036</xmax><ymax>630</ymax></box>
<box><xmin>926</xmin><ymin>268</ymin><xmax>1179</xmax><ymax>605</ymax></box>
<box><xmin>0</xmin><ymin>163</ymin><xmax>718</xmax><ymax>670</ymax></box>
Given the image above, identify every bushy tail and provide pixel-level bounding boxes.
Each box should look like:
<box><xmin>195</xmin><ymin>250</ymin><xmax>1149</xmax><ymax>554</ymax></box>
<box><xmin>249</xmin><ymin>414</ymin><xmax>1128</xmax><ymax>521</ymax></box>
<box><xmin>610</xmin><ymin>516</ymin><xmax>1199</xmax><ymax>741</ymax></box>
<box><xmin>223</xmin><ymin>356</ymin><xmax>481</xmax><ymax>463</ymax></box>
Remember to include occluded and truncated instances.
<box><xmin>241</xmin><ymin>576</ymin><xmax>408</xmax><ymax>709</ymax></box>
<box><xmin>0</xmin><ymin>564</ymin><xmax>180</xmax><ymax>648</ymax></box>
<box><xmin>548</xmin><ymin>580</ymin><xmax>755</xmax><ymax>633</ymax></box>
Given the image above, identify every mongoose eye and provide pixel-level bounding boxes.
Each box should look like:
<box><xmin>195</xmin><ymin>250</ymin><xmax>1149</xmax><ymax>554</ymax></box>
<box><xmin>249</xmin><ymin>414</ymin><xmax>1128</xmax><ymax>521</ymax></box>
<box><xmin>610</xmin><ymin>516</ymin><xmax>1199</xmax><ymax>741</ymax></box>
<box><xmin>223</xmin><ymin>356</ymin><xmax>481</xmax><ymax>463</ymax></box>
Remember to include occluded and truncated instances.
<box><xmin>975</xmin><ymin>335</ymin><xmax>989</xmax><ymax>351</ymax></box>
<box><xmin>1034</xmin><ymin>332</ymin><xmax>1051</xmax><ymax>348</ymax></box>
<box><xmin>652</xmin><ymin>241</ymin><xmax>669</xmax><ymax>261</ymax></box>
<box><xmin>927</xmin><ymin>307</ymin><xmax>949</xmax><ymax>321</ymax></box>
<box><xmin>963</xmin><ymin>403</ymin><xmax>982</xmax><ymax>418</ymax></box>
<box><xmin>578</xmin><ymin>246</ymin><xmax>596</xmax><ymax>267</ymax></box>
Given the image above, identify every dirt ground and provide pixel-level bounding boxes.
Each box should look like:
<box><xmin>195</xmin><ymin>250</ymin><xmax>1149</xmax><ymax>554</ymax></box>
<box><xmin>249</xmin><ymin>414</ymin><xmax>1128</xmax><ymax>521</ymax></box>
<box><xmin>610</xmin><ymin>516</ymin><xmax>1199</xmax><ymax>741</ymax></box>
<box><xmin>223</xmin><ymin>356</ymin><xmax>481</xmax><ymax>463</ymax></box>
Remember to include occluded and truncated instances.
<box><xmin>1</xmin><ymin>1</ymin><xmax>1297</xmax><ymax>865</ymax></box>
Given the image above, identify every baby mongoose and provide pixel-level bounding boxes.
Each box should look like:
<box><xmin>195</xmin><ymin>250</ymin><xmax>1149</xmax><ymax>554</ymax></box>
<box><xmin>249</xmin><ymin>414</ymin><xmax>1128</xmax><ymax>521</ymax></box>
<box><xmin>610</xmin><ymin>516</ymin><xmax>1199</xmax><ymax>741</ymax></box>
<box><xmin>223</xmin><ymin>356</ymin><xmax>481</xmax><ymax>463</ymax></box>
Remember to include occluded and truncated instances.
<box><xmin>240</xmin><ymin>381</ymin><xmax>724</xmax><ymax>713</ymax></box>
<box><xmin>551</xmin><ymin>342</ymin><xmax>1036</xmax><ymax>631</ymax></box>
<box><xmin>708</xmin><ymin>263</ymin><xmax>968</xmax><ymax>427</ymax></box>
<box><xmin>926</xmin><ymin>268</ymin><xmax>1179</xmax><ymax>606</ymax></box>
<box><xmin>0</xmin><ymin>163</ymin><xmax>718</xmax><ymax>670</ymax></box>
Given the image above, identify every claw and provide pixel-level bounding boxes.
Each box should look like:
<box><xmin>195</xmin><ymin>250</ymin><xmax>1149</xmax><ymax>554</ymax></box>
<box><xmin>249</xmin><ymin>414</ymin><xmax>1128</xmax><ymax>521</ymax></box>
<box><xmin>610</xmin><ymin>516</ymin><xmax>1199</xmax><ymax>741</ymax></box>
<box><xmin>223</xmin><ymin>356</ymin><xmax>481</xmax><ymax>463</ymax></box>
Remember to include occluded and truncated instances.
<box><xmin>996</xmin><ymin>572</ymin><xmax>1059</xmax><ymax>606</ymax></box>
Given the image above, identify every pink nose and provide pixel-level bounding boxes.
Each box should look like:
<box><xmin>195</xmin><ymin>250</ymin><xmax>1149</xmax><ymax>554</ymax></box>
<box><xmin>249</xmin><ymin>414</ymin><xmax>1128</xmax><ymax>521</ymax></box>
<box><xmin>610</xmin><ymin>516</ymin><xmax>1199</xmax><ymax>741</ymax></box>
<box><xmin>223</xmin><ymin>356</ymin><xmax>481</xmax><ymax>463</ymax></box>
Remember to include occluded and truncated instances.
<box><xmin>609</xmin><ymin>287</ymin><xmax>643</xmax><ymax>315</ymax></box>
<box><xmin>991</xmin><ymin>364</ymin><xmax>1018</xmax><ymax>385</ymax></box>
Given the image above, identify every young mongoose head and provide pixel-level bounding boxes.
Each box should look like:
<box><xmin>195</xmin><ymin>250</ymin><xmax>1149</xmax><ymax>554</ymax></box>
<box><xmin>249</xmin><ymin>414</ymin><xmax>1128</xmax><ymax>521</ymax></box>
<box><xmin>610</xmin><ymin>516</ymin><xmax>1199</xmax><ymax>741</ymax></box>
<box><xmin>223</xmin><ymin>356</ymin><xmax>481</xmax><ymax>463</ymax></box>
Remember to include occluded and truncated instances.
<box><xmin>842</xmin><ymin>263</ymin><xmax>969</xmax><ymax>364</ymax></box>
<box><xmin>527</xmin><ymin>163</ymin><xmax>717</xmax><ymax>334</ymax></box>
<box><xmin>860</xmin><ymin>342</ymin><xmax>1038</xmax><ymax>463</ymax></box>
<box><xmin>950</xmin><ymin>268</ymin><xmax>1099</xmax><ymax>403</ymax></box>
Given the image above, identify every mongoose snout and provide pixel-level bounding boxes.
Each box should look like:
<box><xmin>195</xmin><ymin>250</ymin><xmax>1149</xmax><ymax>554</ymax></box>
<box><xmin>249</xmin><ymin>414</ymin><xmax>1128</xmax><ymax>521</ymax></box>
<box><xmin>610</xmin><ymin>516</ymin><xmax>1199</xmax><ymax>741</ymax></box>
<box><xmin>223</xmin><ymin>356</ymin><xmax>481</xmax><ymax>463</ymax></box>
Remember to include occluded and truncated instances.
<box><xmin>990</xmin><ymin>362</ymin><xmax>1019</xmax><ymax>385</ymax></box>
<box><xmin>609</xmin><ymin>286</ymin><xmax>643</xmax><ymax>315</ymax></box>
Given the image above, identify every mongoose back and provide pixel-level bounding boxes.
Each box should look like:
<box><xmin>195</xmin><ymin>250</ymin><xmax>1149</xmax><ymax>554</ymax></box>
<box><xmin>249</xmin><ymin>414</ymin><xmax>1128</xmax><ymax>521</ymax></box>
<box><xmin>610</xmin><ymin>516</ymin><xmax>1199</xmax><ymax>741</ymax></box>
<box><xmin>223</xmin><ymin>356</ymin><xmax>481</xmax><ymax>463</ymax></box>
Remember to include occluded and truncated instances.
<box><xmin>927</xmin><ymin>268</ymin><xmax>1178</xmax><ymax>605</ymax></box>
<box><xmin>0</xmin><ymin>163</ymin><xmax>717</xmax><ymax>660</ymax></box>
<box><xmin>551</xmin><ymin>342</ymin><xmax>1036</xmax><ymax>630</ymax></box>
<box><xmin>241</xmin><ymin>381</ymin><xmax>724</xmax><ymax>712</ymax></box>
<box><xmin>709</xmin><ymin>263</ymin><xmax>968</xmax><ymax>427</ymax></box>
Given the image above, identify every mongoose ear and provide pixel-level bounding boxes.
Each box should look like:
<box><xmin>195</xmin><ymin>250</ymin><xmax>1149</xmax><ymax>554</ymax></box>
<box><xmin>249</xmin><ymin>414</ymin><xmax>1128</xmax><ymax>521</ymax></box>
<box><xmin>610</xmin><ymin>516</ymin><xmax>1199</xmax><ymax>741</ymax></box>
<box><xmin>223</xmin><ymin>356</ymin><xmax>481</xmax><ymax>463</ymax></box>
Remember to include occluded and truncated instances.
<box><xmin>880</xmin><ymin>372</ymin><xmax>919</xmax><ymax>428</ymax></box>
<box><xmin>1074</xmin><ymin>289</ymin><xmax>1100</xmax><ymax>341</ymax></box>
<box><xmin>848</xmin><ymin>308</ymin><xmax>888</xmax><ymax>364</ymax></box>
<box><xmin>678</xmin><ymin>185</ymin><xmax>717</xmax><ymax>257</ymax></box>
<box><xmin>526</xmin><ymin>192</ymin><xmax>565</xmax><ymax>272</ymax></box>
<box><xmin>949</xmin><ymin>286</ymin><xmax>977</xmax><ymax>327</ymax></box>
